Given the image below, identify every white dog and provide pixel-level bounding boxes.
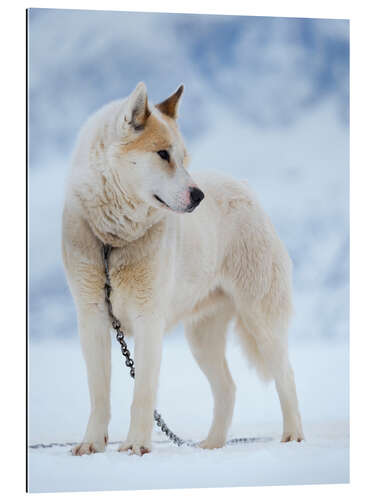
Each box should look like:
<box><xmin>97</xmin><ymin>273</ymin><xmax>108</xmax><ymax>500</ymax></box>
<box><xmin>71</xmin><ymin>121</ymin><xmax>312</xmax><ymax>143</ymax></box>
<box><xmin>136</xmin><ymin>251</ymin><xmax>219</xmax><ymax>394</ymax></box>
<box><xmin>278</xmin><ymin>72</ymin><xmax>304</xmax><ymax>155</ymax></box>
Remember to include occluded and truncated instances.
<box><xmin>62</xmin><ymin>82</ymin><xmax>304</xmax><ymax>456</ymax></box>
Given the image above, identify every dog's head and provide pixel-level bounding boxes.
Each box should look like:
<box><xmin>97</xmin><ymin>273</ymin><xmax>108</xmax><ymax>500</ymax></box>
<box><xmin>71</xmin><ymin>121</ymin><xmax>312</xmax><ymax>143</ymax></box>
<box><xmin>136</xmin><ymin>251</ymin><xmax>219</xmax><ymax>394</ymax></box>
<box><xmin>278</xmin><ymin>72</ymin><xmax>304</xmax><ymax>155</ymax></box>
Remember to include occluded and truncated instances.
<box><xmin>109</xmin><ymin>82</ymin><xmax>204</xmax><ymax>214</ymax></box>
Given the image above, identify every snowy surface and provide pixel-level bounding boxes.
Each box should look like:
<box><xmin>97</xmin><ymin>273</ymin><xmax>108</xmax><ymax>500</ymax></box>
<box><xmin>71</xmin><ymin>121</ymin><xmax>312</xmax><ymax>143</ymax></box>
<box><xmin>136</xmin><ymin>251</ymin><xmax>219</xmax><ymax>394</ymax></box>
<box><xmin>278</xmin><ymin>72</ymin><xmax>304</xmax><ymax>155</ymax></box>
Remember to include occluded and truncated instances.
<box><xmin>28</xmin><ymin>332</ymin><xmax>349</xmax><ymax>493</ymax></box>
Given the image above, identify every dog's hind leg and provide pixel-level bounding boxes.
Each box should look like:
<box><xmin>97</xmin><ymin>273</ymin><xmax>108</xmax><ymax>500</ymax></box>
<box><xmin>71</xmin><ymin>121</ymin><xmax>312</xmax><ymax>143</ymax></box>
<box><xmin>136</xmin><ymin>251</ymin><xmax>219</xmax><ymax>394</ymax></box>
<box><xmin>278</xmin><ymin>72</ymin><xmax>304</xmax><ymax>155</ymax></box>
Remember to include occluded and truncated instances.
<box><xmin>72</xmin><ymin>305</ymin><xmax>111</xmax><ymax>456</ymax></box>
<box><xmin>235</xmin><ymin>308</ymin><xmax>304</xmax><ymax>443</ymax></box>
<box><xmin>185</xmin><ymin>301</ymin><xmax>236</xmax><ymax>449</ymax></box>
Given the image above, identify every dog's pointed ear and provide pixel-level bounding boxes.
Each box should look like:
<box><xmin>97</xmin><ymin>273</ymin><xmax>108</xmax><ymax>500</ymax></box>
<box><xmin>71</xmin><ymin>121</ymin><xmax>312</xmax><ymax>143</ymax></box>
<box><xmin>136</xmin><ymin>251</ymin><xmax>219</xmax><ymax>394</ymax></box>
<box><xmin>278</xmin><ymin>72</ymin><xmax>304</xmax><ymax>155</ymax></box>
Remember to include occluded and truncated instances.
<box><xmin>127</xmin><ymin>82</ymin><xmax>151</xmax><ymax>130</ymax></box>
<box><xmin>156</xmin><ymin>84</ymin><xmax>184</xmax><ymax>119</ymax></box>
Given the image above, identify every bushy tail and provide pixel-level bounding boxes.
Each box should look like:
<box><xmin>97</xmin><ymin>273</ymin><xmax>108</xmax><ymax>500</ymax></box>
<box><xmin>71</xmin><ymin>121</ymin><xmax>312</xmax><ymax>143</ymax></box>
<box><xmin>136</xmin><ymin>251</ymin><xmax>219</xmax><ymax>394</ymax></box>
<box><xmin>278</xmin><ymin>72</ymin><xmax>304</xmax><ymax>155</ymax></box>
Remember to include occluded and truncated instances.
<box><xmin>234</xmin><ymin>305</ymin><xmax>290</xmax><ymax>383</ymax></box>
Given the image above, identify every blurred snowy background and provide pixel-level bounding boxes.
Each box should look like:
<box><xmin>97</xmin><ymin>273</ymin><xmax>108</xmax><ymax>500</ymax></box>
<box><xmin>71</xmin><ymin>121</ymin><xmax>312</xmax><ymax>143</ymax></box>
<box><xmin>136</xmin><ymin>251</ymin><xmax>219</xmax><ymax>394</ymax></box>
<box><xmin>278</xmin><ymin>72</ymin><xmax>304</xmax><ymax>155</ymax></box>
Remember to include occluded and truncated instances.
<box><xmin>27</xmin><ymin>9</ymin><xmax>349</xmax><ymax>492</ymax></box>
<box><xmin>28</xmin><ymin>9</ymin><xmax>349</xmax><ymax>342</ymax></box>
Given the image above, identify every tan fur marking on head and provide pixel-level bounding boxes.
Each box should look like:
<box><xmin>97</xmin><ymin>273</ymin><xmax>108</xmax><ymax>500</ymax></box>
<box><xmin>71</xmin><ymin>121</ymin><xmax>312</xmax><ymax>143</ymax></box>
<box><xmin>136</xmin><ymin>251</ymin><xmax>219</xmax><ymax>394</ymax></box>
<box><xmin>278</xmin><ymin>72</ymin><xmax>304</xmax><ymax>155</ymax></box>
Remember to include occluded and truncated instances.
<box><xmin>156</xmin><ymin>113</ymin><xmax>190</xmax><ymax>168</ymax></box>
<box><xmin>121</xmin><ymin>114</ymin><xmax>172</xmax><ymax>155</ymax></box>
<box><xmin>159</xmin><ymin>113</ymin><xmax>179</xmax><ymax>133</ymax></box>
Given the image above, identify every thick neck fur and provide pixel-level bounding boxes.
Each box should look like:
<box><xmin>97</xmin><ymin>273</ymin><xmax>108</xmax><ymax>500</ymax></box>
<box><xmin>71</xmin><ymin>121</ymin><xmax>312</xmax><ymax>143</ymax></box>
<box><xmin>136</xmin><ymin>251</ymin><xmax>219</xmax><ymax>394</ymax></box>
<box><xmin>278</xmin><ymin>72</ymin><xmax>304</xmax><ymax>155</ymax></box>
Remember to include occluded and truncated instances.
<box><xmin>72</xmin><ymin>135</ymin><xmax>164</xmax><ymax>248</ymax></box>
<box><xmin>75</xmin><ymin>170</ymin><xmax>164</xmax><ymax>247</ymax></box>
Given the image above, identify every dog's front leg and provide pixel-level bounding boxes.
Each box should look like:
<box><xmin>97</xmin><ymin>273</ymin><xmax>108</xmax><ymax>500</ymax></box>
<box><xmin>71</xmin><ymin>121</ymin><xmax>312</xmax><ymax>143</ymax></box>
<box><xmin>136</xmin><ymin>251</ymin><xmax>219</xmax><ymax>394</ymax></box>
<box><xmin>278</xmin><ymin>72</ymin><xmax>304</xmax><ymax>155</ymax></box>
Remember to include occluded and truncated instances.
<box><xmin>72</xmin><ymin>305</ymin><xmax>111</xmax><ymax>456</ymax></box>
<box><xmin>119</xmin><ymin>314</ymin><xmax>164</xmax><ymax>456</ymax></box>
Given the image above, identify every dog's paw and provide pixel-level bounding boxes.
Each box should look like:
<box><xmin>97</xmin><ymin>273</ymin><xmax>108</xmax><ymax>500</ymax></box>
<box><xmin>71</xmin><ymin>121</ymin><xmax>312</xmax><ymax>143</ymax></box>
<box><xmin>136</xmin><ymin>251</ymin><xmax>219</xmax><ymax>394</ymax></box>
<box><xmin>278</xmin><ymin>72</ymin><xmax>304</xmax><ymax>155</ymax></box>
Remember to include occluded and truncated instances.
<box><xmin>118</xmin><ymin>440</ymin><xmax>151</xmax><ymax>456</ymax></box>
<box><xmin>71</xmin><ymin>436</ymin><xmax>108</xmax><ymax>456</ymax></box>
<box><xmin>281</xmin><ymin>430</ymin><xmax>304</xmax><ymax>443</ymax></box>
<box><xmin>198</xmin><ymin>437</ymin><xmax>226</xmax><ymax>450</ymax></box>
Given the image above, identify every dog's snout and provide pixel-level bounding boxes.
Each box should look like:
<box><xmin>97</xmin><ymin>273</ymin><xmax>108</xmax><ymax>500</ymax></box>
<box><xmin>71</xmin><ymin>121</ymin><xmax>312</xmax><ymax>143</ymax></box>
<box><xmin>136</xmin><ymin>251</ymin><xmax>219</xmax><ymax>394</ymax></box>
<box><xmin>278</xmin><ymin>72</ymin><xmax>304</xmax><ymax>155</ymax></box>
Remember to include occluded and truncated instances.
<box><xmin>188</xmin><ymin>187</ymin><xmax>205</xmax><ymax>210</ymax></box>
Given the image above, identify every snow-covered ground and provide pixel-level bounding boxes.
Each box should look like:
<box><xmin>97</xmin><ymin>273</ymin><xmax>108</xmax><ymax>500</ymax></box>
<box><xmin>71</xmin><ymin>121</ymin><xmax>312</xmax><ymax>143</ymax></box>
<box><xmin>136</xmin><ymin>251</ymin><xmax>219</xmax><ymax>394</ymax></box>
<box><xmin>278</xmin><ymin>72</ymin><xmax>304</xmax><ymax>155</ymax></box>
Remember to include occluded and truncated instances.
<box><xmin>28</xmin><ymin>332</ymin><xmax>349</xmax><ymax>493</ymax></box>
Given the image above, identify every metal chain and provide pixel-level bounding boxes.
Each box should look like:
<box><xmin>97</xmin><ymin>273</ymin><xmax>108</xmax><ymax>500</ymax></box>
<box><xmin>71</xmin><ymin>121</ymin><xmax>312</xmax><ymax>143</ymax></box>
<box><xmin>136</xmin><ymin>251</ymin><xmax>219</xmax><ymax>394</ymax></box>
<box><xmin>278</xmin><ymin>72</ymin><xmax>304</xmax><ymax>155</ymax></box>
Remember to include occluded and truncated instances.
<box><xmin>29</xmin><ymin>436</ymin><xmax>271</xmax><ymax>450</ymax></box>
<box><xmin>102</xmin><ymin>244</ymin><xmax>135</xmax><ymax>379</ymax></box>
<box><xmin>29</xmin><ymin>244</ymin><xmax>272</xmax><ymax>450</ymax></box>
<box><xmin>102</xmin><ymin>244</ymin><xmax>190</xmax><ymax>447</ymax></box>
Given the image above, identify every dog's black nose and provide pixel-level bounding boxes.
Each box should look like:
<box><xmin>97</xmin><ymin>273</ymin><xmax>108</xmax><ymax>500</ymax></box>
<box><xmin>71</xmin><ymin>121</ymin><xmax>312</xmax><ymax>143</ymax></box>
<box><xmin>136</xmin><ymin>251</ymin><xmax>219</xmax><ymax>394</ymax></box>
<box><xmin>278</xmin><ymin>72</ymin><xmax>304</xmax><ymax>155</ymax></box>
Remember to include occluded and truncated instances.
<box><xmin>189</xmin><ymin>187</ymin><xmax>205</xmax><ymax>210</ymax></box>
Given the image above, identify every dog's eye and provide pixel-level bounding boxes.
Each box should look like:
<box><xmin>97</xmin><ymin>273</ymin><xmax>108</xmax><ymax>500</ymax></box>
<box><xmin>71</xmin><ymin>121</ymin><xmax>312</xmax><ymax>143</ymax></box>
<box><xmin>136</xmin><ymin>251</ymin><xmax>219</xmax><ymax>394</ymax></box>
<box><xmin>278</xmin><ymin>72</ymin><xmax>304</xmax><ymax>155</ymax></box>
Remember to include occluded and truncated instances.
<box><xmin>157</xmin><ymin>150</ymin><xmax>170</xmax><ymax>162</ymax></box>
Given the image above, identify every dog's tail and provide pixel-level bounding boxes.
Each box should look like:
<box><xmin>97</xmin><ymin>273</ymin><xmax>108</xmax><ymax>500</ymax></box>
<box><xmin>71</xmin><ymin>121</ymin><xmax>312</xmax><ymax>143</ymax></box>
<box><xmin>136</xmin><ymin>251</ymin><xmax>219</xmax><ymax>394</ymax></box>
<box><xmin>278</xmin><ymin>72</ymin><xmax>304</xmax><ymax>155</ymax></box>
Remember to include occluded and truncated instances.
<box><xmin>233</xmin><ymin>292</ymin><xmax>292</xmax><ymax>383</ymax></box>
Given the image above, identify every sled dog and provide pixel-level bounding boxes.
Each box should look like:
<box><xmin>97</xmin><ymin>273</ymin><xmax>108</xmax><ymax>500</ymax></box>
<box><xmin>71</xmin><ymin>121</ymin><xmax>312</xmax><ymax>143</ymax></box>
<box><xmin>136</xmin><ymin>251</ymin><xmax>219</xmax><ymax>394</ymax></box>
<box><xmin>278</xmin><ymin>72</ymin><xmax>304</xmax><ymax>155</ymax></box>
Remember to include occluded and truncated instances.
<box><xmin>62</xmin><ymin>82</ymin><xmax>304</xmax><ymax>456</ymax></box>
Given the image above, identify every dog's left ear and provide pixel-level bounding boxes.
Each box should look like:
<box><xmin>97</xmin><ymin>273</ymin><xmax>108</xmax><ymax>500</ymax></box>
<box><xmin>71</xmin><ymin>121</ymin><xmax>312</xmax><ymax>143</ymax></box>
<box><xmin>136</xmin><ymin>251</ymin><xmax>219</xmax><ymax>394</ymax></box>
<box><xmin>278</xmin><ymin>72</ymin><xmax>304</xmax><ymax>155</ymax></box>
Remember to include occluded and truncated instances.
<box><xmin>156</xmin><ymin>84</ymin><xmax>184</xmax><ymax>119</ymax></box>
<box><xmin>127</xmin><ymin>82</ymin><xmax>151</xmax><ymax>130</ymax></box>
